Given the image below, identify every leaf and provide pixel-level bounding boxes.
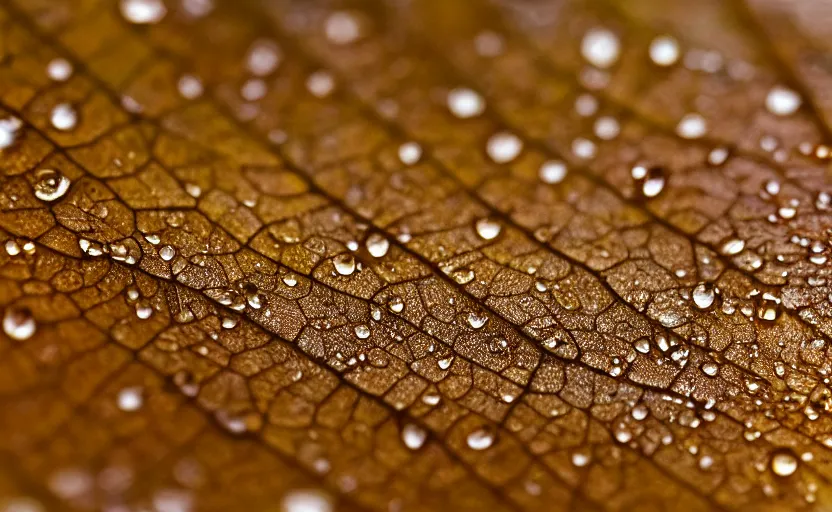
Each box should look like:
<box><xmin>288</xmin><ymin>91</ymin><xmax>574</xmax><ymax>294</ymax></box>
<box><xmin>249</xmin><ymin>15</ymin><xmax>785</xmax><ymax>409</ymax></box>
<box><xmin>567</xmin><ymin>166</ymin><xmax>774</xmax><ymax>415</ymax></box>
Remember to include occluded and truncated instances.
<box><xmin>0</xmin><ymin>0</ymin><xmax>831</xmax><ymax>510</ymax></box>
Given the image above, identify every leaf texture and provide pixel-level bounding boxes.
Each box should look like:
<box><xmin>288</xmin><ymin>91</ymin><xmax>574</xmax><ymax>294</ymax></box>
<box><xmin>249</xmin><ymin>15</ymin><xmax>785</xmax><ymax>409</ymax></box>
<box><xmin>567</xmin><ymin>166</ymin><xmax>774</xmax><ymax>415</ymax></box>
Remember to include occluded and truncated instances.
<box><xmin>1</xmin><ymin>0</ymin><xmax>832</xmax><ymax>511</ymax></box>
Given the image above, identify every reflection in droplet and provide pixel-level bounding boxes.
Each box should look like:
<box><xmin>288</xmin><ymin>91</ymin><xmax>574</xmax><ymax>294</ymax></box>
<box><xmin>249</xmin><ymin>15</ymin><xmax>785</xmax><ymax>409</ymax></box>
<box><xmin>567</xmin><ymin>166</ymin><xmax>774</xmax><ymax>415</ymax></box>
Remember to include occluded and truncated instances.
<box><xmin>486</xmin><ymin>131</ymin><xmax>523</xmax><ymax>163</ymax></box>
<box><xmin>475</xmin><ymin>218</ymin><xmax>501</xmax><ymax>240</ymax></box>
<box><xmin>33</xmin><ymin>169</ymin><xmax>71</xmax><ymax>202</ymax></box>
<box><xmin>3</xmin><ymin>306</ymin><xmax>35</xmax><ymax>341</ymax></box>
<box><xmin>50</xmin><ymin>103</ymin><xmax>77</xmax><ymax>131</ymax></box>
<box><xmin>466</xmin><ymin>428</ymin><xmax>494</xmax><ymax>450</ymax></box>
<box><xmin>447</xmin><ymin>88</ymin><xmax>484</xmax><ymax>119</ymax></box>
<box><xmin>581</xmin><ymin>28</ymin><xmax>620</xmax><ymax>68</ymax></box>
<box><xmin>120</xmin><ymin>0</ymin><xmax>167</xmax><ymax>24</ymax></box>
<box><xmin>334</xmin><ymin>254</ymin><xmax>356</xmax><ymax>275</ymax></box>
<box><xmin>402</xmin><ymin>423</ymin><xmax>427</xmax><ymax>450</ymax></box>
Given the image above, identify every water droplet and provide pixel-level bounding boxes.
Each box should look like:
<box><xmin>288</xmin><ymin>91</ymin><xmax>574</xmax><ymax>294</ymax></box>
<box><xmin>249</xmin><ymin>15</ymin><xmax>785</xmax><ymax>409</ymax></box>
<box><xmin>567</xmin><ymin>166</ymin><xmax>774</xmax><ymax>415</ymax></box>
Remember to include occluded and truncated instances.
<box><xmin>0</xmin><ymin>117</ymin><xmax>22</xmax><ymax>150</ymax></box>
<box><xmin>354</xmin><ymin>325</ymin><xmax>370</xmax><ymax>339</ymax></box>
<box><xmin>708</xmin><ymin>147</ymin><xmax>729</xmax><ymax>166</ymax></box>
<box><xmin>5</xmin><ymin>240</ymin><xmax>20</xmax><ymax>256</ymax></box>
<box><xmin>325</xmin><ymin>11</ymin><xmax>362</xmax><ymax>46</ymax></box>
<box><xmin>634</xmin><ymin>338</ymin><xmax>650</xmax><ymax>354</ymax></box>
<box><xmin>693</xmin><ymin>282</ymin><xmax>715</xmax><ymax>310</ymax></box>
<box><xmin>398</xmin><ymin>142</ymin><xmax>422</xmax><ymax>165</ymax></box>
<box><xmin>631</xmin><ymin>404</ymin><xmax>649</xmax><ymax>421</ymax></box>
<box><xmin>50</xmin><ymin>103</ymin><xmax>77</xmax><ymax>131</ymax></box>
<box><xmin>649</xmin><ymin>35</ymin><xmax>680</xmax><ymax>66</ymax></box>
<box><xmin>771</xmin><ymin>451</ymin><xmax>798</xmax><ymax>477</ymax></box>
<box><xmin>467</xmin><ymin>312</ymin><xmax>488</xmax><ymax>329</ymax></box>
<box><xmin>475</xmin><ymin>218</ymin><xmax>501</xmax><ymax>240</ymax></box>
<box><xmin>366</xmin><ymin>233</ymin><xmax>389</xmax><ymax>258</ymax></box>
<box><xmin>47</xmin><ymin>58</ymin><xmax>73</xmax><ymax>82</ymax></box>
<box><xmin>246</xmin><ymin>39</ymin><xmax>281</xmax><ymax>76</ymax></box>
<box><xmin>306</xmin><ymin>71</ymin><xmax>335</xmax><ymax>98</ymax></box>
<box><xmin>3</xmin><ymin>306</ymin><xmax>35</xmax><ymax>341</ymax></box>
<box><xmin>159</xmin><ymin>245</ymin><xmax>176</xmax><ymax>261</ymax></box>
<box><xmin>581</xmin><ymin>28</ymin><xmax>620</xmax><ymax>68</ymax></box>
<box><xmin>333</xmin><ymin>254</ymin><xmax>356</xmax><ymax>275</ymax></box>
<box><xmin>676</xmin><ymin>113</ymin><xmax>707</xmax><ymax>139</ymax></box>
<box><xmin>486</xmin><ymin>131</ymin><xmax>522</xmax><ymax>163</ymax></box>
<box><xmin>402</xmin><ymin>424</ymin><xmax>427</xmax><ymax>450</ymax></box>
<box><xmin>766</xmin><ymin>86</ymin><xmax>801</xmax><ymax>117</ymax></box>
<box><xmin>177</xmin><ymin>74</ymin><xmax>203</xmax><ymax>100</ymax></box>
<box><xmin>282</xmin><ymin>489</ymin><xmax>333</xmax><ymax>512</ymax></box>
<box><xmin>447</xmin><ymin>88</ymin><xmax>484</xmax><ymax>119</ymax></box>
<box><xmin>466</xmin><ymin>428</ymin><xmax>494</xmax><ymax>450</ymax></box>
<box><xmin>593</xmin><ymin>116</ymin><xmax>620</xmax><ymax>140</ymax></box>
<box><xmin>572</xmin><ymin>451</ymin><xmax>590</xmax><ymax>467</ymax></box>
<box><xmin>437</xmin><ymin>356</ymin><xmax>454</xmax><ymax>370</ymax></box>
<box><xmin>120</xmin><ymin>0</ymin><xmax>167</xmax><ymax>24</ymax></box>
<box><xmin>721</xmin><ymin>239</ymin><xmax>745</xmax><ymax>256</ymax></box>
<box><xmin>117</xmin><ymin>387</ymin><xmax>143</xmax><ymax>411</ymax></box>
<box><xmin>474</xmin><ymin>31</ymin><xmax>504</xmax><ymax>57</ymax></box>
<box><xmin>135</xmin><ymin>303</ymin><xmax>153</xmax><ymax>319</ymax></box>
<box><xmin>539</xmin><ymin>160</ymin><xmax>567</xmax><ymax>184</ymax></box>
<box><xmin>575</xmin><ymin>94</ymin><xmax>598</xmax><ymax>117</ymax></box>
<box><xmin>33</xmin><ymin>169</ymin><xmax>70</xmax><ymax>202</ymax></box>
<box><xmin>701</xmin><ymin>362</ymin><xmax>719</xmax><ymax>376</ymax></box>
<box><xmin>632</xmin><ymin>165</ymin><xmax>665</xmax><ymax>198</ymax></box>
<box><xmin>571</xmin><ymin>137</ymin><xmax>596</xmax><ymax>159</ymax></box>
<box><xmin>388</xmin><ymin>296</ymin><xmax>404</xmax><ymax>313</ymax></box>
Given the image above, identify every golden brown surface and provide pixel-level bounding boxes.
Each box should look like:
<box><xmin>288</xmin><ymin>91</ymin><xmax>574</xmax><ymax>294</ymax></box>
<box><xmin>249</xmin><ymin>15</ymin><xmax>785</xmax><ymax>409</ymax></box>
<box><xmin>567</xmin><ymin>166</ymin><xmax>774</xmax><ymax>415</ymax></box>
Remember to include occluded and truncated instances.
<box><xmin>1</xmin><ymin>0</ymin><xmax>832</xmax><ymax>510</ymax></box>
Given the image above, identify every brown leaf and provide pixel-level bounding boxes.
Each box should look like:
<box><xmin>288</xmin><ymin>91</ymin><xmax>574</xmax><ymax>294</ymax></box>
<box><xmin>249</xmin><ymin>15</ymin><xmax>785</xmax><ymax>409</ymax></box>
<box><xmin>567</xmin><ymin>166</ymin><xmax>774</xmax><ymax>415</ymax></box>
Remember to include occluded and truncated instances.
<box><xmin>1</xmin><ymin>0</ymin><xmax>831</xmax><ymax>510</ymax></box>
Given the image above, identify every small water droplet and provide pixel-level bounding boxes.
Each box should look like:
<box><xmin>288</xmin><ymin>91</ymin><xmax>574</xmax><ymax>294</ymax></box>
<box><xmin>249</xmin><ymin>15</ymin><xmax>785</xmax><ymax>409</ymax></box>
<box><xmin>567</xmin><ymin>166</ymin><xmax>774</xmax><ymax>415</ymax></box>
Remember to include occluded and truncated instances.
<box><xmin>539</xmin><ymin>160</ymin><xmax>567</xmax><ymax>184</ymax></box>
<box><xmin>33</xmin><ymin>169</ymin><xmax>70</xmax><ymax>202</ymax></box>
<box><xmin>159</xmin><ymin>245</ymin><xmax>176</xmax><ymax>261</ymax></box>
<box><xmin>676</xmin><ymin>113</ymin><xmax>707</xmax><ymax>139</ymax></box>
<box><xmin>117</xmin><ymin>387</ymin><xmax>143</xmax><ymax>411</ymax></box>
<box><xmin>632</xmin><ymin>165</ymin><xmax>665</xmax><ymax>198</ymax></box>
<box><xmin>398</xmin><ymin>142</ymin><xmax>422</xmax><ymax>165</ymax></box>
<box><xmin>581</xmin><ymin>28</ymin><xmax>620</xmax><ymax>68</ymax></box>
<box><xmin>120</xmin><ymin>0</ymin><xmax>167</xmax><ymax>24</ymax></box>
<box><xmin>333</xmin><ymin>254</ymin><xmax>356</xmax><ymax>275</ymax></box>
<box><xmin>721</xmin><ymin>239</ymin><xmax>745</xmax><ymax>256</ymax></box>
<box><xmin>649</xmin><ymin>35</ymin><xmax>680</xmax><ymax>66</ymax></box>
<box><xmin>634</xmin><ymin>338</ymin><xmax>650</xmax><ymax>354</ymax></box>
<box><xmin>467</xmin><ymin>312</ymin><xmax>488</xmax><ymax>329</ymax></box>
<box><xmin>486</xmin><ymin>131</ymin><xmax>522</xmax><ymax>163</ymax></box>
<box><xmin>325</xmin><ymin>11</ymin><xmax>362</xmax><ymax>45</ymax></box>
<box><xmin>354</xmin><ymin>325</ymin><xmax>370</xmax><ymax>339</ymax></box>
<box><xmin>466</xmin><ymin>428</ymin><xmax>494</xmax><ymax>450</ymax></box>
<box><xmin>701</xmin><ymin>362</ymin><xmax>719</xmax><ymax>376</ymax></box>
<box><xmin>766</xmin><ymin>86</ymin><xmax>801</xmax><ymax>117</ymax></box>
<box><xmin>135</xmin><ymin>303</ymin><xmax>153</xmax><ymax>319</ymax></box>
<box><xmin>50</xmin><ymin>103</ymin><xmax>77</xmax><ymax>131</ymax></box>
<box><xmin>631</xmin><ymin>404</ymin><xmax>649</xmax><ymax>421</ymax></box>
<box><xmin>306</xmin><ymin>71</ymin><xmax>335</xmax><ymax>98</ymax></box>
<box><xmin>0</xmin><ymin>117</ymin><xmax>22</xmax><ymax>150</ymax></box>
<box><xmin>572</xmin><ymin>137</ymin><xmax>597</xmax><ymax>159</ymax></box>
<box><xmin>246</xmin><ymin>39</ymin><xmax>281</xmax><ymax>76</ymax></box>
<box><xmin>47</xmin><ymin>58</ymin><xmax>73</xmax><ymax>82</ymax></box>
<box><xmin>3</xmin><ymin>306</ymin><xmax>35</xmax><ymax>341</ymax></box>
<box><xmin>475</xmin><ymin>218</ymin><xmax>501</xmax><ymax>240</ymax></box>
<box><xmin>282</xmin><ymin>489</ymin><xmax>333</xmax><ymax>512</ymax></box>
<box><xmin>177</xmin><ymin>74</ymin><xmax>203</xmax><ymax>99</ymax></box>
<box><xmin>402</xmin><ymin>424</ymin><xmax>427</xmax><ymax>450</ymax></box>
<box><xmin>572</xmin><ymin>451</ymin><xmax>590</xmax><ymax>467</ymax></box>
<box><xmin>447</xmin><ymin>88</ymin><xmax>484</xmax><ymax>119</ymax></box>
<box><xmin>437</xmin><ymin>356</ymin><xmax>454</xmax><ymax>370</ymax></box>
<box><xmin>593</xmin><ymin>116</ymin><xmax>620</xmax><ymax>140</ymax></box>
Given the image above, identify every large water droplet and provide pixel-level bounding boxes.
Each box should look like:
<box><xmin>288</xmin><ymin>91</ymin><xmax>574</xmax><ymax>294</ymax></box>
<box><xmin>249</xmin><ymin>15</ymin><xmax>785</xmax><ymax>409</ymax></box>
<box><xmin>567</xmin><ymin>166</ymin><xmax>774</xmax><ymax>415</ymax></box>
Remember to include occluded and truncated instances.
<box><xmin>581</xmin><ymin>28</ymin><xmax>620</xmax><ymax>68</ymax></box>
<box><xmin>33</xmin><ymin>169</ymin><xmax>70</xmax><ymax>202</ymax></box>
<box><xmin>692</xmin><ymin>283</ymin><xmax>715</xmax><ymax>310</ymax></box>
<box><xmin>402</xmin><ymin>424</ymin><xmax>427</xmax><ymax>450</ymax></box>
<box><xmin>466</xmin><ymin>428</ymin><xmax>494</xmax><ymax>450</ymax></box>
<box><xmin>3</xmin><ymin>306</ymin><xmax>35</xmax><ymax>341</ymax></box>
<box><xmin>475</xmin><ymin>218</ymin><xmax>501</xmax><ymax>240</ymax></box>
<box><xmin>333</xmin><ymin>254</ymin><xmax>356</xmax><ymax>275</ymax></box>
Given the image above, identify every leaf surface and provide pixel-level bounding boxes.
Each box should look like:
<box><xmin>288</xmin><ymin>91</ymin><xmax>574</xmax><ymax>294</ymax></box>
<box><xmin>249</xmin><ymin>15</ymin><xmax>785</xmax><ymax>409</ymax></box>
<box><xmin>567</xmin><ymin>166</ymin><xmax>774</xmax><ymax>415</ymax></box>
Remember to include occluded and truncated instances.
<box><xmin>1</xmin><ymin>0</ymin><xmax>832</xmax><ymax>511</ymax></box>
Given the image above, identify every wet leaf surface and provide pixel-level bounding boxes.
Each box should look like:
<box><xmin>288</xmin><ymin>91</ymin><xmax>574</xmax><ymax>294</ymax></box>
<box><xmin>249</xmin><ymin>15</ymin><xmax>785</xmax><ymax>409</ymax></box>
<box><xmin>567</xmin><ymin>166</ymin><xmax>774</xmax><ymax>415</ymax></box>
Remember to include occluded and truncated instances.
<box><xmin>1</xmin><ymin>0</ymin><xmax>832</xmax><ymax>510</ymax></box>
